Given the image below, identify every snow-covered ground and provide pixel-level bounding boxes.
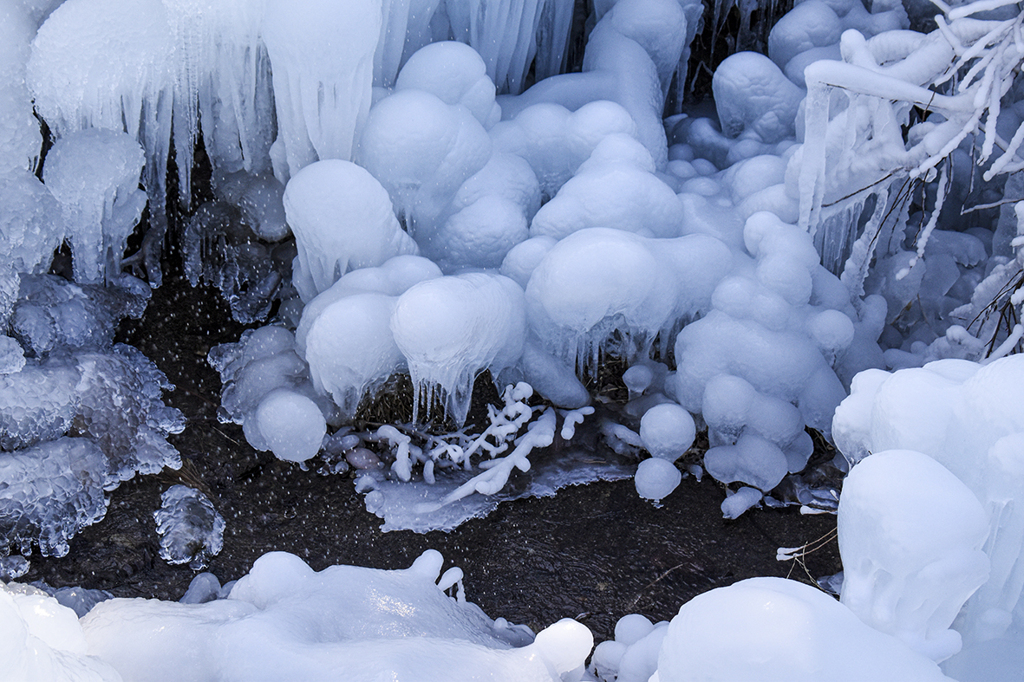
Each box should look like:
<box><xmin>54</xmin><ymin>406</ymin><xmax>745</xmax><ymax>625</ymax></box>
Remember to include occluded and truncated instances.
<box><xmin>3</xmin><ymin>0</ymin><xmax>1024</xmax><ymax>679</ymax></box>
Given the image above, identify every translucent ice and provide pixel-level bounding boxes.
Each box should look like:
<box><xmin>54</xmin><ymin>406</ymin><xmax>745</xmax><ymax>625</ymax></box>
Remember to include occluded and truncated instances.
<box><xmin>282</xmin><ymin>160</ymin><xmax>419</xmax><ymax>300</ymax></box>
<box><xmin>11</xmin><ymin>273</ymin><xmax>150</xmax><ymax>358</ymax></box>
<box><xmin>42</xmin><ymin>129</ymin><xmax>147</xmax><ymax>284</ymax></box>
<box><xmin>154</xmin><ymin>485</ymin><xmax>225</xmax><ymax>571</ymax></box>
<box><xmin>262</xmin><ymin>0</ymin><xmax>380</xmax><ymax>180</ymax></box>
<box><xmin>391</xmin><ymin>273</ymin><xmax>526</xmax><ymax>425</ymax></box>
<box><xmin>0</xmin><ymin>171</ymin><xmax>63</xmax><ymax>277</ymax></box>
<box><xmin>0</xmin><ymin>438</ymin><xmax>109</xmax><ymax>558</ymax></box>
<box><xmin>0</xmin><ymin>3</ymin><xmax>41</xmax><ymax>177</ymax></box>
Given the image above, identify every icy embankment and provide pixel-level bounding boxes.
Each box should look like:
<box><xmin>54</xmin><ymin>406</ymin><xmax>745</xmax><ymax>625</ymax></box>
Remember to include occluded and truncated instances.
<box><xmin>2</xmin><ymin>550</ymin><xmax>593</xmax><ymax>682</ymax></box>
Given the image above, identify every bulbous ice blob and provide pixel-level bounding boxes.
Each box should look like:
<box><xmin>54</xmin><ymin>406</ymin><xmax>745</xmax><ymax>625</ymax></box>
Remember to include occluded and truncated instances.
<box><xmin>712</xmin><ymin>52</ymin><xmax>804</xmax><ymax>144</ymax></box>
<box><xmin>391</xmin><ymin>273</ymin><xmax>526</xmax><ymax>425</ymax></box>
<box><xmin>358</xmin><ymin>89</ymin><xmax>491</xmax><ymax>231</ymax></box>
<box><xmin>499</xmin><ymin>236</ymin><xmax>557</xmax><ymax>289</ymax></box>
<box><xmin>262</xmin><ymin>0</ymin><xmax>380</xmax><ymax>180</ymax></box>
<box><xmin>427</xmin><ymin>194</ymin><xmax>529</xmax><ymax>271</ymax></box>
<box><xmin>768</xmin><ymin>0</ymin><xmax>843</xmax><ymax>71</ymax></box>
<box><xmin>530</xmin><ymin>157</ymin><xmax>683</xmax><ymax>240</ymax></box>
<box><xmin>491</xmin><ymin>100</ymin><xmax>638</xmax><ymax>199</ymax></box>
<box><xmin>527</xmin><ymin>228</ymin><xmax>731</xmax><ymax>377</ymax></box>
<box><xmin>839</xmin><ymin>450</ymin><xmax>989</xmax><ymax>662</ymax></box>
<box><xmin>295</xmin><ymin>255</ymin><xmax>441</xmax><ymax>356</ymax></box>
<box><xmin>282</xmin><ymin>160</ymin><xmax>419</xmax><ymax>300</ymax></box>
<box><xmin>43</xmin><ymin>128</ymin><xmax>147</xmax><ymax>284</ymax></box>
<box><xmin>635</xmin><ymin>457</ymin><xmax>682</xmax><ymax>503</ymax></box>
<box><xmin>639</xmin><ymin>403</ymin><xmax>695</xmax><ymax>461</ymax></box>
<box><xmin>395</xmin><ymin>41</ymin><xmax>500</xmax><ymax>128</ymax></box>
<box><xmin>304</xmin><ymin>292</ymin><xmax>405</xmax><ymax>419</ymax></box>
<box><xmin>656</xmin><ymin>577</ymin><xmax>951</xmax><ymax>681</ymax></box>
<box><xmin>251</xmin><ymin>388</ymin><xmax>326</xmax><ymax>463</ymax></box>
<box><xmin>704</xmin><ymin>432</ymin><xmax>789</xmax><ymax>492</ymax></box>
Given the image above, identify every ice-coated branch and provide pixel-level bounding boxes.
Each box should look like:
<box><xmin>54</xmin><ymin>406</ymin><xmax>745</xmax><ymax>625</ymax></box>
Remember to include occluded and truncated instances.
<box><xmin>417</xmin><ymin>407</ymin><xmax>556</xmax><ymax>511</ymax></box>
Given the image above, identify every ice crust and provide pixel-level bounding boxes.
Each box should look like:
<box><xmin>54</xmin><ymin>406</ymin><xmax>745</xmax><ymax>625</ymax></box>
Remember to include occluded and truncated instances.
<box><xmin>78</xmin><ymin>550</ymin><xmax>591</xmax><ymax>682</ymax></box>
<box><xmin>154</xmin><ymin>485</ymin><xmax>225</xmax><ymax>571</ymax></box>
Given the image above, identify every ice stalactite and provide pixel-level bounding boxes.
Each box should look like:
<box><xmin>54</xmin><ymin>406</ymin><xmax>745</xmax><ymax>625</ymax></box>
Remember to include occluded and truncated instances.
<box><xmin>262</xmin><ymin>0</ymin><xmax>382</xmax><ymax>183</ymax></box>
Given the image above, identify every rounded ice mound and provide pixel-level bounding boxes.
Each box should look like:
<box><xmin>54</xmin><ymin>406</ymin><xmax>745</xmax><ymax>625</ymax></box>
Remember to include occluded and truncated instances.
<box><xmin>282</xmin><ymin>160</ymin><xmax>419</xmax><ymax>300</ymax></box>
<box><xmin>526</xmin><ymin>228</ymin><xmax>731</xmax><ymax>376</ymax></box>
<box><xmin>639</xmin><ymin>403</ymin><xmax>695</xmax><ymax>461</ymax></box>
<box><xmin>395</xmin><ymin>41</ymin><xmax>500</xmax><ymax>128</ymax></box>
<box><xmin>839</xmin><ymin>450</ymin><xmax>989</xmax><ymax>662</ymax></box>
<box><xmin>712</xmin><ymin>52</ymin><xmax>804</xmax><ymax>143</ymax></box>
<box><xmin>635</xmin><ymin>457</ymin><xmax>682</xmax><ymax>503</ymax></box>
<box><xmin>391</xmin><ymin>273</ymin><xmax>526</xmax><ymax>425</ymax></box>
<box><xmin>43</xmin><ymin>128</ymin><xmax>147</xmax><ymax>283</ymax></box>
<box><xmin>529</xmin><ymin>140</ymin><xmax>683</xmax><ymax>240</ymax></box>
<box><xmin>252</xmin><ymin>388</ymin><xmax>326</xmax><ymax>463</ymax></box>
<box><xmin>703</xmin><ymin>432</ymin><xmax>789</xmax><ymax>492</ymax></box>
<box><xmin>295</xmin><ymin>255</ymin><xmax>442</xmax><ymax>356</ymax></box>
<box><xmin>655</xmin><ymin>577</ymin><xmax>950</xmax><ymax>682</ymax></box>
<box><xmin>767</xmin><ymin>0</ymin><xmax>843</xmax><ymax>70</ymax></box>
<box><xmin>358</xmin><ymin>89</ymin><xmax>491</xmax><ymax>230</ymax></box>
<box><xmin>305</xmin><ymin>292</ymin><xmax>404</xmax><ymax>419</ymax></box>
<box><xmin>491</xmin><ymin>100</ymin><xmax>638</xmax><ymax>199</ymax></box>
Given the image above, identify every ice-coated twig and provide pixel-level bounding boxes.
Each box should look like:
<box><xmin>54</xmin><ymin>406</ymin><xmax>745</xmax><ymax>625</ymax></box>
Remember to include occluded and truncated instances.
<box><xmin>416</xmin><ymin>407</ymin><xmax>556</xmax><ymax>512</ymax></box>
<box><xmin>559</xmin><ymin>406</ymin><xmax>595</xmax><ymax>440</ymax></box>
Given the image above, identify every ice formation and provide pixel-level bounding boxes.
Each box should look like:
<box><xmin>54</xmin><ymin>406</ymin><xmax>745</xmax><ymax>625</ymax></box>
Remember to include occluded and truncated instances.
<box><xmin>301</xmin><ymin>256</ymin><xmax>441</xmax><ymax>419</ymax></box>
<box><xmin>78</xmin><ymin>550</ymin><xmax>592</xmax><ymax>682</ymax></box>
<box><xmin>526</xmin><ymin>228</ymin><xmax>732</xmax><ymax>376</ymax></box>
<box><xmin>1</xmin><ymin>581</ymin><xmax>121</xmax><ymax>681</ymax></box>
<box><xmin>838</xmin><ymin>450</ymin><xmax>990</xmax><ymax>661</ymax></box>
<box><xmin>263</xmin><ymin>0</ymin><xmax>380</xmax><ymax>181</ymax></box>
<box><xmin>833</xmin><ymin>355</ymin><xmax>1024</xmax><ymax>661</ymax></box>
<box><xmin>209</xmin><ymin>325</ymin><xmax>337</xmax><ymax>461</ymax></box>
<box><xmin>391</xmin><ymin>273</ymin><xmax>526</xmax><ymax>424</ymax></box>
<box><xmin>283</xmin><ymin>160</ymin><xmax>419</xmax><ymax>301</ymax></box>
<box><xmin>7</xmin><ymin>0</ymin><xmax>1024</xmax><ymax>677</ymax></box>
<box><xmin>154</xmin><ymin>485</ymin><xmax>225</xmax><ymax>571</ymax></box>
<box><xmin>651</xmin><ymin>577</ymin><xmax>950</xmax><ymax>681</ymax></box>
<box><xmin>42</xmin><ymin>129</ymin><xmax>147</xmax><ymax>284</ymax></box>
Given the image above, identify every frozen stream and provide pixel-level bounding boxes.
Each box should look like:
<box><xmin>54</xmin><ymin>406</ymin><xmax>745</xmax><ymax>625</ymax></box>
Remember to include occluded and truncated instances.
<box><xmin>22</xmin><ymin>263</ymin><xmax>840</xmax><ymax>641</ymax></box>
